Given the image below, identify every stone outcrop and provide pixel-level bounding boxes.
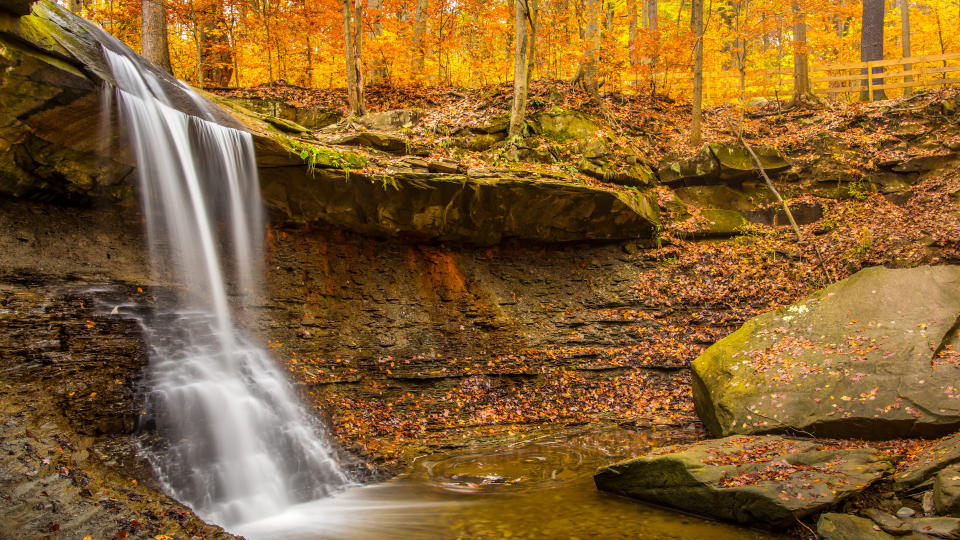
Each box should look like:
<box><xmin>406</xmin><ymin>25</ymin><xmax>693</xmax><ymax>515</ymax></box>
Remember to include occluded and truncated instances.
<box><xmin>659</xmin><ymin>143</ymin><xmax>790</xmax><ymax>187</ymax></box>
<box><xmin>259</xmin><ymin>167</ymin><xmax>660</xmax><ymax>245</ymax></box>
<box><xmin>358</xmin><ymin>109</ymin><xmax>423</xmax><ymax>131</ymax></box>
<box><xmin>693</xmin><ymin>265</ymin><xmax>960</xmax><ymax>440</ymax></box>
<box><xmin>218</xmin><ymin>96</ymin><xmax>342</xmax><ymax>129</ymax></box>
<box><xmin>935</xmin><ymin>464</ymin><xmax>960</xmax><ymax>515</ymax></box>
<box><xmin>595</xmin><ymin>435</ymin><xmax>891</xmax><ymax>527</ymax></box>
<box><xmin>528</xmin><ymin>110</ymin><xmax>598</xmax><ymax>142</ymax></box>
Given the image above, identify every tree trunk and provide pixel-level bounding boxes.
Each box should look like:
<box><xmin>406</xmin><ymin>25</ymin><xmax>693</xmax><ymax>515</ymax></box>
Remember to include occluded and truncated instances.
<box><xmin>343</xmin><ymin>0</ymin><xmax>366</xmax><ymax>116</ymax></box>
<box><xmin>187</xmin><ymin>0</ymin><xmax>203</xmax><ymax>86</ymax></box>
<box><xmin>527</xmin><ymin>0</ymin><xmax>538</xmax><ymax>79</ymax></box>
<box><xmin>902</xmin><ymin>0</ymin><xmax>912</xmax><ymax>94</ymax></box>
<box><xmin>68</xmin><ymin>0</ymin><xmax>81</xmax><ymax>14</ymax></box>
<box><xmin>861</xmin><ymin>0</ymin><xmax>886</xmax><ymax>101</ymax></box>
<box><xmin>690</xmin><ymin>0</ymin><xmax>703</xmax><ymax>147</ymax></box>
<box><xmin>509</xmin><ymin>0</ymin><xmax>531</xmax><ymax>139</ymax></box>
<box><xmin>792</xmin><ymin>1</ymin><xmax>811</xmax><ymax>99</ymax></box>
<box><xmin>367</xmin><ymin>0</ymin><xmax>387</xmax><ymax>83</ymax></box>
<box><xmin>644</xmin><ymin>0</ymin><xmax>658</xmax><ymax>90</ymax></box>
<box><xmin>413</xmin><ymin>0</ymin><xmax>428</xmax><ymax>76</ymax></box>
<box><xmin>643</xmin><ymin>0</ymin><xmax>658</xmax><ymax>29</ymax></box>
<box><xmin>572</xmin><ymin>0</ymin><xmax>600</xmax><ymax>95</ymax></box>
<box><xmin>628</xmin><ymin>0</ymin><xmax>638</xmax><ymax>69</ymax></box>
<box><xmin>305</xmin><ymin>35</ymin><xmax>314</xmax><ymax>87</ymax></box>
<box><xmin>141</xmin><ymin>0</ymin><xmax>173</xmax><ymax>74</ymax></box>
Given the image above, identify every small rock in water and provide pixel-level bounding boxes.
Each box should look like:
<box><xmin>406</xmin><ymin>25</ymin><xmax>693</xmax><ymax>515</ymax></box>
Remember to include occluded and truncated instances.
<box><xmin>896</xmin><ymin>507</ymin><xmax>916</xmax><ymax>519</ymax></box>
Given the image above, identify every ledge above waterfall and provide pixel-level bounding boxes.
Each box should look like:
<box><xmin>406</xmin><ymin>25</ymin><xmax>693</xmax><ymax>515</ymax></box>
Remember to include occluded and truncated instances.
<box><xmin>259</xmin><ymin>167</ymin><xmax>660</xmax><ymax>245</ymax></box>
<box><xmin>206</xmin><ymin>93</ymin><xmax>661</xmax><ymax>245</ymax></box>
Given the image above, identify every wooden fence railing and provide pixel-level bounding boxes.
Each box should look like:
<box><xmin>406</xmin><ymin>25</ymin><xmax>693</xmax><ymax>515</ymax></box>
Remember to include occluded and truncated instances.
<box><xmin>646</xmin><ymin>51</ymin><xmax>960</xmax><ymax>104</ymax></box>
<box><xmin>812</xmin><ymin>52</ymin><xmax>960</xmax><ymax>101</ymax></box>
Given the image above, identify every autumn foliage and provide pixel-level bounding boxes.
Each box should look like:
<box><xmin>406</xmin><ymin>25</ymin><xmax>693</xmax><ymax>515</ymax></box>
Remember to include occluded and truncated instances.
<box><xmin>74</xmin><ymin>0</ymin><xmax>960</xmax><ymax>104</ymax></box>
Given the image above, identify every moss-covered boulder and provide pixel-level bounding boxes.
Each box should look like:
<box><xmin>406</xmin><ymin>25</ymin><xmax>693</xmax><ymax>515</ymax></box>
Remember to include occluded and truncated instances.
<box><xmin>529</xmin><ymin>111</ymin><xmax>598</xmax><ymax>142</ymax></box>
<box><xmin>358</xmin><ymin>109</ymin><xmax>423</xmax><ymax>131</ymax></box>
<box><xmin>659</xmin><ymin>143</ymin><xmax>790</xmax><ymax>187</ymax></box>
<box><xmin>685</xmin><ymin>208</ymin><xmax>750</xmax><ymax>238</ymax></box>
<box><xmin>673</xmin><ymin>183</ymin><xmax>776</xmax><ymax>213</ymax></box>
<box><xmin>693</xmin><ymin>265</ymin><xmax>960</xmax><ymax>440</ymax></box>
<box><xmin>595</xmin><ymin>435</ymin><xmax>892</xmax><ymax>527</ymax></box>
<box><xmin>331</xmin><ymin>131</ymin><xmax>422</xmax><ymax>155</ymax></box>
<box><xmin>259</xmin><ymin>168</ymin><xmax>660</xmax><ymax>245</ymax></box>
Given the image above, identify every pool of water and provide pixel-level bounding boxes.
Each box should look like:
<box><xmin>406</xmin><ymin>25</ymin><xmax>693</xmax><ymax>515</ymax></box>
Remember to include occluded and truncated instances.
<box><xmin>234</xmin><ymin>425</ymin><xmax>785</xmax><ymax>539</ymax></box>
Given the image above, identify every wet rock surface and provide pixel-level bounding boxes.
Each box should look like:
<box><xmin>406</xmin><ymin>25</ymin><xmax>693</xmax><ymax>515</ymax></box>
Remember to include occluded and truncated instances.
<box><xmin>0</xmin><ymin>279</ymin><xmax>237</xmax><ymax>538</ymax></box>
<box><xmin>595</xmin><ymin>435</ymin><xmax>892</xmax><ymax>527</ymax></box>
<box><xmin>693</xmin><ymin>265</ymin><xmax>960</xmax><ymax>440</ymax></box>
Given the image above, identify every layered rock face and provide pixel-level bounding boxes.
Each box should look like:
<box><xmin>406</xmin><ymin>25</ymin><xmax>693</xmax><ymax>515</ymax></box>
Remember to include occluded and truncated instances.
<box><xmin>692</xmin><ymin>265</ymin><xmax>960</xmax><ymax>440</ymax></box>
<box><xmin>0</xmin><ymin>263</ymin><xmax>236</xmax><ymax>537</ymax></box>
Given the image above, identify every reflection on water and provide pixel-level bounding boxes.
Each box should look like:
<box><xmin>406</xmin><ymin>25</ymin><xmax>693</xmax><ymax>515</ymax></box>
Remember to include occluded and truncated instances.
<box><xmin>234</xmin><ymin>425</ymin><xmax>785</xmax><ymax>540</ymax></box>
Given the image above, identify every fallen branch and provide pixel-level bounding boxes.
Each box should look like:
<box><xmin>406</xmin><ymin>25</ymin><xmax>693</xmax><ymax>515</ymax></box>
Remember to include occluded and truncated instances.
<box><xmin>726</xmin><ymin>117</ymin><xmax>835</xmax><ymax>285</ymax></box>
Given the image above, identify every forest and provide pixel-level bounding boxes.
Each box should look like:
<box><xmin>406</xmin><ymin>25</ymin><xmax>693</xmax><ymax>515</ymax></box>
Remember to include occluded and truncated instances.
<box><xmin>1</xmin><ymin>0</ymin><xmax>960</xmax><ymax>538</ymax></box>
<box><xmin>78</xmin><ymin>0</ymin><xmax>960</xmax><ymax>100</ymax></box>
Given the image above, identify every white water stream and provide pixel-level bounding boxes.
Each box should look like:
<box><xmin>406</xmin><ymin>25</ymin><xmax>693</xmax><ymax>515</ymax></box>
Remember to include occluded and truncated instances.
<box><xmin>100</xmin><ymin>44</ymin><xmax>348</xmax><ymax>527</ymax></box>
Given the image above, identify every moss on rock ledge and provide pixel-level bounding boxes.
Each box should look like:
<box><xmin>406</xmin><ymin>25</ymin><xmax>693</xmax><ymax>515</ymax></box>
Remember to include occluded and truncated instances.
<box><xmin>259</xmin><ymin>168</ymin><xmax>660</xmax><ymax>245</ymax></box>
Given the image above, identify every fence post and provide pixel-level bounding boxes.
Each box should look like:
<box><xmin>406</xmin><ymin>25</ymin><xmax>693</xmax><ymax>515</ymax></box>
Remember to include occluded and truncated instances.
<box><xmin>867</xmin><ymin>62</ymin><xmax>875</xmax><ymax>101</ymax></box>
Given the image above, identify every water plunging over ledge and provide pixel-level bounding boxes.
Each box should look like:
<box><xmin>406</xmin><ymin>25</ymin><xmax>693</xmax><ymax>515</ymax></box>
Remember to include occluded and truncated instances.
<box><xmin>99</xmin><ymin>43</ymin><xmax>348</xmax><ymax>527</ymax></box>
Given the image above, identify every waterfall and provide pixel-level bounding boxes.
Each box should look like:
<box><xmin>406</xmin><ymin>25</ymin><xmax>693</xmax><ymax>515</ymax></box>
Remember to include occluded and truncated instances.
<box><xmin>99</xmin><ymin>45</ymin><xmax>348</xmax><ymax>527</ymax></box>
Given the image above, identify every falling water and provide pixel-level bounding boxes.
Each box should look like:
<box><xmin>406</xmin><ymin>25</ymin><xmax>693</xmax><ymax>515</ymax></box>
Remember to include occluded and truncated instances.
<box><xmin>99</xmin><ymin>43</ymin><xmax>348</xmax><ymax>527</ymax></box>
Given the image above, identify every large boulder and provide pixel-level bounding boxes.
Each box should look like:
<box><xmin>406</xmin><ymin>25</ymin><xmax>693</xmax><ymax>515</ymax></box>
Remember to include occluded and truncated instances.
<box><xmin>693</xmin><ymin>265</ymin><xmax>960</xmax><ymax>440</ymax></box>
<box><xmin>659</xmin><ymin>143</ymin><xmax>790</xmax><ymax>187</ymax></box>
<box><xmin>330</xmin><ymin>131</ymin><xmax>425</xmax><ymax>155</ymax></box>
<box><xmin>358</xmin><ymin>109</ymin><xmax>423</xmax><ymax>131</ymax></box>
<box><xmin>259</xmin><ymin>168</ymin><xmax>660</xmax><ymax>245</ymax></box>
<box><xmin>595</xmin><ymin>435</ymin><xmax>892</xmax><ymax>527</ymax></box>
<box><xmin>529</xmin><ymin>111</ymin><xmax>598</xmax><ymax>142</ymax></box>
